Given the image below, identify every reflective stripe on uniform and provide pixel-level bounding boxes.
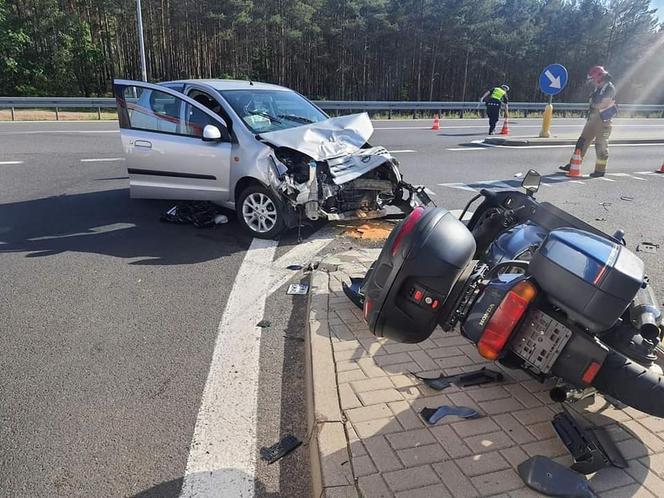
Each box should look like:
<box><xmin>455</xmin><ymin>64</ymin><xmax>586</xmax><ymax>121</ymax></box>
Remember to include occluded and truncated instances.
<box><xmin>490</xmin><ymin>87</ymin><xmax>506</xmax><ymax>101</ymax></box>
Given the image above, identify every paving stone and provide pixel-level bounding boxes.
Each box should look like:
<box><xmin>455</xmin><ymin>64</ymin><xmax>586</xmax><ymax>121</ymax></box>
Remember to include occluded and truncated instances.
<box><xmin>354</xmin><ymin>417</ymin><xmax>404</xmax><ymax>439</ymax></box>
<box><xmin>428</xmin><ymin>346</ymin><xmax>464</xmax><ymax>359</ymax></box>
<box><xmin>386</xmin><ymin>428</ymin><xmax>436</xmax><ymax>450</ymax></box>
<box><xmin>388</xmin><ymin>400</ymin><xmax>425</xmax><ymax>430</ymax></box>
<box><xmin>600</xmin><ymin>484</ymin><xmax>655</xmax><ymax>498</ymax></box>
<box><xmin>451</xmin><ymin>417</ymin><xmax>500</xmax><ymax>438</ymax></box>
<box><xmin>433</xmin><ymin>335</ymin><xmax>470</xmax><ymax>348</ymax></box>
<box><xmin>480</xmin><ymin>396</ymin><xmax>525</xmax><ymax>415</ymax></box>
<box><xmin>357</xmin><ymin>358</ymin><xmax>388</xmax><ymax>378</ymax></box>
<box><xmin>346</xmin><ymin>403</ymin><xmax>393</xmax><ymax>424</ymax></box>
<box><xmin>351</xmin><ymin>377</ymin><xmax>394</xmax><ymax>393</ymax></box>
<box><xmin>588</xmin><ymin>467</ymin><xmax>635</xmax><ymax>493</ymax></box>
<box><xmin>382</xmin><ymin>342</ymin><xmax>423</xmax><ymax>354</ymax></box>
<box><xmin>331</xmin><ymin>323</ymin><xmax>357</xmax><ymax>341</ymax></box>
<box><xmin>358</xmin><ymin>389</ymin><xmax>404</xmax><ymax>406</ymax></box>
<box><xmin>456</xmin><ymin>451</ymin><xmax>510</xmax><ymax>477</ymax></box>
<box><xmin>436</xmin><ymin>355</ymin><xmax>478</xmax><ymax>369</ymax></box>
<box><xmin>500</xmin><ymin>446</ymin><xmax>529</xmax><ymax>469</ymax></box>
<box><xmin>389</xmin><ymin>374</ymin><xmax>417</xmax><ymax>389</ymax></box>
<box><xmin>340</xmin><ymin>383</ymin><xmax>362</xmax><ymax>410</ymax></box>
<box><xmin>617</xmin><ymin>437</ymin><xmax>649</xmax><ymax>460</ymax></box>
<box><xmin>602</xmin><ymin>423</ymin><xmax>633</xmax><ymax>443</ymax></box>
<box><xmin>411</xmin><ymin>394</ymin><xmax>452</xmax><ymax>413</ymax></box>
<box><xmin>493</xmin><ymin>413</ymin><xmax>536</xmax><ymax>445</ymax></box>
<box><xmin>337</xmin><ymin>360</ymin><xmax>362</xmax><ymax>372</ymax></box>
<box><xmin>464</xmin><ymin>430</ymin><xmax>514</xmax><ymax>454</ymax></box>
<box><xmin>353</xmin><ymin>454</ymin><xmax>378</xmax><ymax>477</ymax></box>
<box><xmin>395</xmin><ymin>386</ymin><xmax>420</xmax><ymax>401</ymax></box>
<box><xmin>643</xmin><ymin>452</ymin><xmax>664</xmax><ymax>476</ymax></box>
<box><xmin>521</xmin><ymin>437</ymin><xmax>568</xmax><ymax>458</ymax></box>
<box><xmin>357</xmin><ymin>474</ymin><xmax>392</xmax><ymax>498</ymax></box>
<box><xmin>334</xmin><ymin>348</ymin><xmax>371</xmax><ymax>362</ymax></box>
<box><xmin>446</xmin><ymin>391</ymin><xmax>481</xmax><ymax>414</ymax></box>
<box><xmin>639</xmin><ymin>416</ymin><xmax>664</xmax><ymax>433</ymax></box>
<box><xmin>383</xmin><ymin>465</ymin><xmax>440</xmax><ymax>493</ymax></box>
<box><xmin>470</xmin><ymin>469</ymin><xmax>524</xmax><ymax>496</ymax></box>
<box><xmin>323</xmin><ymin>485</ymin><xmax>360</xmax><ymax>498</ymax></box>
<box><xmin>363</xmin><ymin>435</ymin><xmax>403</xmax><ymax>473</ymax></box>
<box><xmin>333</xmin><ymin>339</ymin><xmax>362</xmax><ymax>352</ymax></box>
<box><xmin>625</xmin><ymin>460</ymin><xmax>664</xmax><ymax>496</ymax></box>
<box><xmin>409</xmin><ymin>350</ymin><xmax>439</xmax><ymax>371</ymax></box>
<box><xmin>624</xmin><ymin>420</ymin><xmax>664</xmax><ymax>452</ymax></box>
<box><xmin>512</xmin><ymin>405</ymin><xmax>554</xmax><ymax>425</ymax></box>
<box><xmin>525</xmin><ymin>420</ymin><xmax>556</xmax><ymax>441</ymax></box>
<box><xmin>467</xmin><ymin>386</ymin><xmax>511</xmax><ymax>403</ymax></box>
<box><xmin>397</xmin><ymin>443</ymin><xmax>448</xmax><ymax>467</ymax></box>
<box><xmin>429</xmin><ymin>425</ymin><xmax>473</xmax><ymax>458</ymax></box>
<box><xmin>508</xmin><ymin>487</ymin><xmax>548</xmax><ymax>498</ymax></box>
<box><xmin>374</xmin><ymin>353</ymin><xmax>414</xmax><ymax>367</ymax></box>
<box><xmin>432</xmin><ymin>461</ymin><xmax>479</xmax><ymax>498</ymax></box>
<box><xmin>506</xmin><ymin>384</ymin><xmax>542</xmax><ymax>408</ymax></box>
<box><xmin>520</xmin><ymin>379</ymin><xmax>555</xmax><ymax>393</ymax></box>
<box><xmin>395</xmin><ymin>484</ymin><xmax>451</xmax><ymax>498</ymax></box>
<box><xmin>358</xmin><ymin>337</ymin><xmax>388</xmax><ymax>356</ymax></box>
<box><xmin>381</xmin><ymin>362</ymin><xmax>422</xmax><ymax>376</ymax></box>
<box><xmin>338</xmin><ymin>369</ymin><xmax>367</xmax><ymax>383</ymax></box>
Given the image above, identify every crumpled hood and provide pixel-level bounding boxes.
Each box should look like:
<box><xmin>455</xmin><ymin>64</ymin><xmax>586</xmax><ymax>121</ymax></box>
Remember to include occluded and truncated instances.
<box><xmin>260</xmin><ymin>113</ymin><xmax>374</xmax><ymax>161</ymax></box>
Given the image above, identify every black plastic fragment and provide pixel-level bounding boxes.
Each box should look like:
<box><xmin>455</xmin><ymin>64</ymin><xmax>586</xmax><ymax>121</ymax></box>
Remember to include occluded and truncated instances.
<box><xmin>287</xmin><ymin>264</ymin><xmax>304</xmax><ymax>271</ymax></box>
<box><xmin>551</xmin><ymin>408</ymin><xmax>626</xmax><ymax>475</ymax></box>
<box><xmin>637</xmin><ymin>242</ymin><xmax>659</xmax><ymax>254</ymax></box>
<box><xmin>260</xmin><ymin>435</ymin><xmax>302</xmax><ymax>464</ymax></box>
<box><xmin>160</xmin><ymin>201</ymin><xmax>223</xmax><ymax>228</ymax></box>
<box><xmin>342</xmin><ymin>277</ymin><xmax>365</xmax><ymax>310</ymax></box>
<box><xmin>420</xmin><ymin>405</ymin><xmax>480</xmax><ymax>424</ymax></box>
<box><xmin>412</xmin><ymin>367</ymin><xmax>504</xmax><ymax>391</ymax></box>
<box><xmin>518</xmin><ymin>455</ymin><xmax>596</xmax><ymax>498</ymax></box>
<box><xmin>257</xmin><ymin>320</ymin><xmax>271</xmax><ymax>328</ymax></box>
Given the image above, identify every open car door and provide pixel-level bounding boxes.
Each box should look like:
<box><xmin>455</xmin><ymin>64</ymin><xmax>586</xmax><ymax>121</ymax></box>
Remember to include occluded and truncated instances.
<box><xmin>113</xmin><ymin>79</ymin><xmax>232</xmax><ymax>201</ymax></box>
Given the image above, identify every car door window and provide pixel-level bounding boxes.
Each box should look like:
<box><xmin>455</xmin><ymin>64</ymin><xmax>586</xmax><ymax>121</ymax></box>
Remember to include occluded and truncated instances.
<box><xmin>122</xmin><ymin>86</ymin><xmax>223</xmax><ymax>139</ymax></box>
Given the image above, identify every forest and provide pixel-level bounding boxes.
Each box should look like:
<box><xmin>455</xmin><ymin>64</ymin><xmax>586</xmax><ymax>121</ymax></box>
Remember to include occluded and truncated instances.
<box><xmin>1</xmin><ymin>0</ymin><xmax>662</xmax><ymax>102</ymax></box>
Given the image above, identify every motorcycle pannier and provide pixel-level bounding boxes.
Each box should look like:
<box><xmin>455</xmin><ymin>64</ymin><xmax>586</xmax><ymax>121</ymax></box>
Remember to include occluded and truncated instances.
<box><xmin>529</xmin><ymin>228</ymin><xmax>644</xmax><ymax>332</ymax></box>
<box><xmin>361</xmin><ymin>207</ymin><xmax>476</xmax><ymax>343</ymax></box>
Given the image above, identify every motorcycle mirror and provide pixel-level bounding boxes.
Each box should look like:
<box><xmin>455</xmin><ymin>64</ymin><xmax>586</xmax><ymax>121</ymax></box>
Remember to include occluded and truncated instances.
<box><xmin>522</xmin><ymin>169</ymin><xmax>541</xmax><ymax>195</ymax></box>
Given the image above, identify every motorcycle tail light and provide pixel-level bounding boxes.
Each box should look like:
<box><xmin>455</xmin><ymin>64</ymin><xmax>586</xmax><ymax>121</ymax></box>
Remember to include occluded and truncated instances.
<box><xmin>582</xmin><ymin>360</ymin><xmax>602</xmax><ymax>384</ymax></box>
<box><xmin>363</xmin><ymin>297</ymin><xmax>373</xmax><ymax>321</ymax></box>
<box><xmin>478</xmin><ymin>280</ymin><xmax>538</xmax><ymax>360</ymax></box>
<box><xmin>391</xmin><ymin>206</ymin><xmax>425</xmax><ymax>256</ymax></box>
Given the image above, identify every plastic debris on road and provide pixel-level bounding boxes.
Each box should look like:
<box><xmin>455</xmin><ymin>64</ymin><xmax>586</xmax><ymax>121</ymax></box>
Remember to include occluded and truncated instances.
<box><xmin>260</xmin><ymin>435</ymin><xmax>302</xmax><ymax>464</ymax></box>
<box><xmin>160</xmin><ymin>201</ymin><xmax>228</xmax><ymax>228</ymax></box>
<box><xmin>341</xmin><ymin>221</ymin><xmax>394</xmax><ymax>241</ymax></box>
<box><xmin>287</xmin><ymin>283</ymin><xmax>309</xmax><ymax>295</ymax></box>
<box><xmin>420</xmin><ymin>405</ymin><xmax>480</xmax><ymax>424</ymax></box>
<box><xmin>412</xmin><ymin>367</ymin><xmax>504</xmax><ymax>391</ymax></box>
<box><xmin>518</xmin><ymin>456</ymin><xmax>595</xmax><ymax>498</ymax></box>
<box><xmin>637</xmin><ymin>242</ymin><xmax>659</xmax><ymax>254</ymax></box>
<box><xmin>256</xmin><ymin>320</ymin><xmax>271</xmax><ymax>328</ymax></box>
<box><xmin>286</xmin><ymin>264</ymin><xmax>304</xmax><ymax>271</ymax></box>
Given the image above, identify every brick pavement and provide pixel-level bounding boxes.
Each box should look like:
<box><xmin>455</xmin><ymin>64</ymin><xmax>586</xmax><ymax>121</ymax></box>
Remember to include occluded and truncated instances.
<box><xmin>307</xmin><ymin>248</ymin><xmax>664</xmax><ymax>498</ymax></box>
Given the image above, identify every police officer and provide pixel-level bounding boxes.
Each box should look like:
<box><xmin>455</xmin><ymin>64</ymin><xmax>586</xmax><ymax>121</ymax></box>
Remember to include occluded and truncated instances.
<box><xmin>480</xmin><ymin>85</ymin><xmax>509</xmax><ymax>135</ymax></box>
<box><xmin>560</xmin><ymin>66</ymin><xmax>617</xmax><ymax>177</ymax></box>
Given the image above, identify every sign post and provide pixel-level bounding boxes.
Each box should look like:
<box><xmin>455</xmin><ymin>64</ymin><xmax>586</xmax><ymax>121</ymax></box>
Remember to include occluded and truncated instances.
<box><xmin>538</xmin><ymin>64</ymin><xmax>568</xmax><ymax>138</ymax></box>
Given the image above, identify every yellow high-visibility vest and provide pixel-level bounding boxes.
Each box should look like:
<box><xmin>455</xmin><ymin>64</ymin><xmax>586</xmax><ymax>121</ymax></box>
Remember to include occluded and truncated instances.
<box><xmin>490</xmin><ymin>87</ymin><xmax>506</xmax><ymax>101</ymax></box>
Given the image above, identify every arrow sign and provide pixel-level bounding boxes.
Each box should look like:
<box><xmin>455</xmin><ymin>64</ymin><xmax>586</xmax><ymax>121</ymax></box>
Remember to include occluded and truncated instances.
<box><xmin>539</xmin><ymin>64</ymin><xmax>568</xmax><ymax>96</ymax></box>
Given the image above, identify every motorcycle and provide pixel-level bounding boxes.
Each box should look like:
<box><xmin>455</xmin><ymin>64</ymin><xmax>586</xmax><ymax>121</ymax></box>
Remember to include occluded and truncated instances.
<box><xmin>345</xmin><ymin>170</ymin><xmax>664</xmax><ymax>417</ymax></box>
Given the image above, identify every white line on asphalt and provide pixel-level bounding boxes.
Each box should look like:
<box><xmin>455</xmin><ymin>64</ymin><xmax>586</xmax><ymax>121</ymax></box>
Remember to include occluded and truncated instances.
<box><xmin>568</xmin><ymin>180</ymin><xmax>586</xmax><ymax>185</ymax></box>
<box><xmin>449</xmin><ymin>209</ymin><xmax>474</xmax><ymax>221</ymax></box>
<box><xmin>599</xmin><ymin>177</ymin><xmax>616</xmax><ymax>182</ymax></box>
<box><xmin>607</xmin><ymin>173</ymin><xmax>631</xmax><ymax>177</ymax></box>
<box><xmin>633</xmin><ymin>176</ymin><xmax>647</xmax><ymax>181</ymax></box>
<box><xmin>387</xmin><ymin>149</ymin><xmax>416</xmax><ymax>153</ymax></box>
<box><xmin>80</xmin><ymin>157</ymin><xmax>125</xmax><ymax>162</ymax></box>
<box><xmin>437</xmin><ymin>182</ymin><xmax>478</xmax><ymax>192</ymax></box>
<box><xmin>446</xmin><ymin>147</ymin><xmax>487</xmax><ymax>151</ymax></box>
<box><xmin>0</xmin><ymin>160</ymin><xmax>24</xmax><ymax>165</ymax></box>
<box><xmin>180</xmin><ymin>229</ymin><xmax>335</xmax><ymax>498</ymax></box>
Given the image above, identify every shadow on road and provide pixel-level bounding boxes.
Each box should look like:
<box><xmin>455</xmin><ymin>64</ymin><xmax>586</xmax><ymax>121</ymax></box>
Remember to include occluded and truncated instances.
<box><xmin>0</xmin><ymin>188</ymin><xmax>250</xmax><ymax>265</ymax></box>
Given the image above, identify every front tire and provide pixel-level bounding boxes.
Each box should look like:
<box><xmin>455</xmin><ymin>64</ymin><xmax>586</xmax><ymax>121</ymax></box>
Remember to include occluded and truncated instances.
<box><xmin>237</xmin><ymin>184</ymin><xmax>286</xmax><ymax>239</ymax></box>
<box><xmin>592</xmin><ymin>350</ymin><xmax>664</xmax><ymax>418</ymax></box>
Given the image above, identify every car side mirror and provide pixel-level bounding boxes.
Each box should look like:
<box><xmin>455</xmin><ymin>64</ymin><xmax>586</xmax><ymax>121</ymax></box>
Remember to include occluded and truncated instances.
<box><xmin>522</xmin><ymin>169</ymin><xmax>541</xmax><ymax>196</ymax></box>
<box><xmin>202</xmin><ymin>124</ymin><xmax>223</xmax><ymax>142</ymax></box>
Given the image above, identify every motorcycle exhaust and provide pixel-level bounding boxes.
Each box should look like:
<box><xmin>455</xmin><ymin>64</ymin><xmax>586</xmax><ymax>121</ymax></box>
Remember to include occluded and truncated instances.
<box><xmin>631</xmin><ymin>285</ymin><xmax>662</xmax><ymax>342</ymax></box>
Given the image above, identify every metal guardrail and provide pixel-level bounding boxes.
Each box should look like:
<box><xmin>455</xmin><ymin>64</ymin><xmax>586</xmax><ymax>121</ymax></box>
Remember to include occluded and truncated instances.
<box><xmin>1</xmin><ymin>96</ymin><xmax>663</xmax><ymax>120</ymax></box>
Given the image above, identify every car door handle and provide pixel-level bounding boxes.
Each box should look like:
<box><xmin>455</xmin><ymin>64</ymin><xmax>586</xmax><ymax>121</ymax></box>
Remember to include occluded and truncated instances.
<box><xmin>134</xmin><ymin>140</ymin><xmax>152</xmax><ymax>149</ymax></box>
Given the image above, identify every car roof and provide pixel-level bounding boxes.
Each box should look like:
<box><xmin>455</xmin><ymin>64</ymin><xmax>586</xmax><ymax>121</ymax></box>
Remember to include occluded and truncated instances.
<box><xmin>164</xmin><ymin>79</ymin><xmax>292</xmax><ymax>92</ymax></box>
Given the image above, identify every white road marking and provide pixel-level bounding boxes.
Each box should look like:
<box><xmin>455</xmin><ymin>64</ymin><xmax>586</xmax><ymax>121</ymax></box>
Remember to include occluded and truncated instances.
<box><xmin>449</xmin><ymin>209</ymin><xmax>474</xmax><ymax>221</ymax></box>
<box><xmin>180</xmin><ymin>230</ymin><xmax>335</xmax><ymax>498</ymax></box>
<box><xmin>632</xmin><ymin>176</ymin><xmax>647</xmax><ymax>181</ymax></box>
<box><xmin>635</xmin><ymin>171</ymin><xmax>657</xmax><ymax>175</ymax></box>
<box><xmin>446</xmin><ymin>147</ymin><xmax>488</xmax><ymax>151</ymax></box>
<box><xmin>473</xmin><ymin>140</ymin><xmax>664</xmax><ymax>150</ymax></box>
<box><xmin>568</xmin><ymin>180</ymin><xmax>586</xmax><ymax>184</ymax></box>
<box><xmin>387</xmin><ymin>149</ymin><xmax>416</xmax><ymax>153</ymax></box>
<box><xmin>437</xmin><ymin>182</ymin><xmax>478</xmax><ymax>192</ymax></box>
<box><xmin>607</xmin><ymin>173</ymin><xmax>631</xmax><ymax>177</ymax></box>
<box><xmin>0</xmin><ymin>161</ymin><xmax>23</xmax><ymax>165</ymax></box>
<box><xmin>599</xmin><ymin>177</ymin><xmax>616</xmax><ymax>182</ymax></box>
<box><xmin>80</xmin><ymin>157</ymin><xmax>125</xmax><ymax>162</ymax></box>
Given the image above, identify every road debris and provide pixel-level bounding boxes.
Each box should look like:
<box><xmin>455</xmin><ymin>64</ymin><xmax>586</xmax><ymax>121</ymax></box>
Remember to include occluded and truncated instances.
<box><xmin>620</xmin><ymin>195</ymin><xmax>634</xmax><ymax>201</ymax></box>
<box><xmin>595</xmin><ymin>217</ymin><xmax>606</xmax><ymax>222</ymax></box>
<box><xmin>286</xmin><ymin>264</ymin><xmax>304</xmax><ymax>271</ymax></box>
<box><xmin>637</xmin><ymin>242</ymin><xmax>659</xmax><ymax>254</ymax></box>
<box><xmin>260</xmin><ymin>435</ymin><xmax>302</xmax><ymax>464</ymax></box>
<box><xmin>412</xmin><ymin>367</ymin><xmax>504</xmax><ymax>391</ymax></box>
<box><xmin>518</xmin><ymin>456</ymin><xmax>594</xmax><ymax>498</ymax></box>
<box><xmin>342</xmin><ymin>221</ymin><xmax>393</xmax><ymax>241</ymax></box>
<box><xmin>514</xmin><ymin>172</ymin><xmax>523</xmax><ymax>178</ymax></box>
<box><xmin>256</xmin><ymin>320</ymin><xmax>271</xmax><ymax>328</ymax></box>
<box><xmin>420</xmin><ymin>405</ymin><xmax>480</xmax><ymax>424</ymax></box>
<box><xmin>287</xmin><ymin>283</ymin><xmax>309</xmax><ymax>295</ymax></box>
<box><xmin>342</xmin><ymin>277</ymin><xmax>365</xmax><ymax>310</ymax></box>
<box><xmin>160</xmin><ymin>201</ymin><xmax>227</xmax><ymax>228</ymax></box>
<box><xmin>599</xmin><ymin>202</ymin><xmax>612</xmax><ymax>211</ymax></box>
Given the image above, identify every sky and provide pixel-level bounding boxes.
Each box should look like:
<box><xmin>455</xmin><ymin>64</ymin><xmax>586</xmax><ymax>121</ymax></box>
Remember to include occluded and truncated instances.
<box><xmin>653</xmin><ymin>0</ymin><xmax>664</xmax><ymax>22</ymax></box>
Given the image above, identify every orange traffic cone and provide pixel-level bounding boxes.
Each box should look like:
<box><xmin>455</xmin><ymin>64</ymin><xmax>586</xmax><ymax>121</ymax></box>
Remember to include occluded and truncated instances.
<box><xmin>656</xmin><ymin>160</ymin><xmax>664</xmax><ymax>174</ymax></box>
<box><xmin>432</xmin><ymin>114</ymin><xmax>440</xmax><ymax>130</ymax></box>
<box><xmin>567</xmin><ymin>148</ymin><xmax>583</xmax><ymax>177</ymax></box>
<box><xmin>499</xmin><ymin>117</ymin><xmax>509</xmax><ymax>135</ymax></box>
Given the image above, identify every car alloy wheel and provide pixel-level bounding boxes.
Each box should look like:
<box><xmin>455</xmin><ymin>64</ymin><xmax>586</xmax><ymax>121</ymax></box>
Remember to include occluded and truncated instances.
<box><xmin>242</xmin><ymin>192</ymin><xmax>278</xmax><ymax>234</ymax></box>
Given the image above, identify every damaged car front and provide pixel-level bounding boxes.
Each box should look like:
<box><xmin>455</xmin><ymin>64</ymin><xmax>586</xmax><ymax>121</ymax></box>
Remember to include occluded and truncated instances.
<box><xmin>257</xmin><ymin>112</ymin><xmax>431</xmax><ymax>232</ymax></box>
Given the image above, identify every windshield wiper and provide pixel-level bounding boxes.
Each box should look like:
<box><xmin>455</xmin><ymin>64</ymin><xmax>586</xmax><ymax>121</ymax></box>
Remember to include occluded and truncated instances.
<box><xmin>277</xmin><ymin>114</ymin><xmax>314</xmax><ymax>124</ymax></box>
<box><xmin>248</xmin><ymin>110</ymin><xmax>282</xmax><ymax>124</ymax></box>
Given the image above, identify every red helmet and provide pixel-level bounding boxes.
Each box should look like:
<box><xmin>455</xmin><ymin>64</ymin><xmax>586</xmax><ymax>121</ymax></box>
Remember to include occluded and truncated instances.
<box><xmin>587</xmin><ymin>65</ymin><xmax>608</xmax><ymax>84</ymax></box>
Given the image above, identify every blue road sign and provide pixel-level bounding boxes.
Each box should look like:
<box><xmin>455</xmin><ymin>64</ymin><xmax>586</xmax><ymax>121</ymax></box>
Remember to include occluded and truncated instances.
<box><xmin>539</xmin><ymin>64</ymin><xmax>568</xmax><ymax>96</ymax></box>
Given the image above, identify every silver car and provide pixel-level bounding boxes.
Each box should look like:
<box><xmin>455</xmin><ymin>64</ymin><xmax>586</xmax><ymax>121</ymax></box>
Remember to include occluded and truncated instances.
<box><xmin>114</xmin><ymin>79</ymin><xmax>429</xmax><ymax>238</ymax></box>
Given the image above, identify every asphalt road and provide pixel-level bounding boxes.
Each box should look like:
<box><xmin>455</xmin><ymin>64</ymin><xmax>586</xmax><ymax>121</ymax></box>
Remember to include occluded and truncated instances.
<box><xmin>1</xmin><ymin>117</ymin><xmax>663</xmax><ymax>497</ymax></box>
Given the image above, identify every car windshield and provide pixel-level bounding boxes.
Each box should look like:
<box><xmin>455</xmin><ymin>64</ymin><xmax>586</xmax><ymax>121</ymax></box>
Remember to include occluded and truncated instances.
<box><xmin>219</xmin><ymin>89</ymin><xmax>328</xmax><ymax>134</ymax></box>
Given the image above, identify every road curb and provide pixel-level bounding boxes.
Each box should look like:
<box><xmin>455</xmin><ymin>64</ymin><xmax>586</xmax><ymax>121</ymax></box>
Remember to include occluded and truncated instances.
<box><xmin>306</xmin><ymin>269</ymin><xmax>358</xmax><ymax>498</ymax></box>
<box><xmin>483</xmin><ymin>136</ymin><xmax>664</xmax><ymax>146</ymax></box>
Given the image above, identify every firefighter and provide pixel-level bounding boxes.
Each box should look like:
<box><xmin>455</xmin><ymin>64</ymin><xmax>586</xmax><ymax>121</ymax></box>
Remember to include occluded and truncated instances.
<box><xmin>560</xmin><ymin>66</ymin><xmax>617</xmax><ymax>177</ymax></box>
<box><xmin>480</xmin><ymin>85</ymin><xmax>509</xmax><ymax>135</ymax></box>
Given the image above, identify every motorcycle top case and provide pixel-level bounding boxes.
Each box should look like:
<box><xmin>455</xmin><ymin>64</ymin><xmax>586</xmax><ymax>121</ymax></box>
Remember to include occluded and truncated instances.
<box><xmin>361</xmin><ymin>207</ymin><xmax>476</xmax><ymax>343</ymax></box>
<box><xmin>529</xmin><ymin>228</ymin><xmax>644</xmax><ymax>332</ymax></box>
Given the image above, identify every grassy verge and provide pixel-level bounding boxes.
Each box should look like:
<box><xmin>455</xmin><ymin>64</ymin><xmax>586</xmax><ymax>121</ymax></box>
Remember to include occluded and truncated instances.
<box><xmin>0</xmin><ymin>108</ymin><xmax>118</xmax><ymax>121</ymax></box>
